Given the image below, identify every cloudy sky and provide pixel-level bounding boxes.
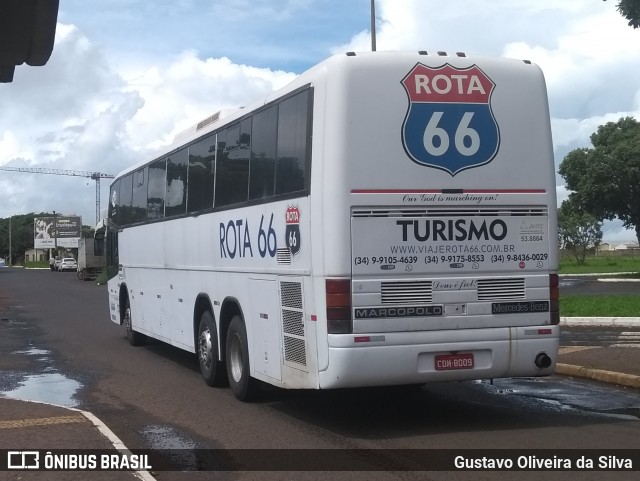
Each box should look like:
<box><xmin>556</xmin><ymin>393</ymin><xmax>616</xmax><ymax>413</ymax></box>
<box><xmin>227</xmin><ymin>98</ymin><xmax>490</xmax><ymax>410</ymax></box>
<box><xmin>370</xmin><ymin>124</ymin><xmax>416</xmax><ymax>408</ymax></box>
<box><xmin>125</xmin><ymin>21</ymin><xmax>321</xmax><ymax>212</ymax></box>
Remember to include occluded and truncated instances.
<box><xmin>1</xmin><ymin>0</ymin><xmax>639</xmax><ymax>240</ymax></box>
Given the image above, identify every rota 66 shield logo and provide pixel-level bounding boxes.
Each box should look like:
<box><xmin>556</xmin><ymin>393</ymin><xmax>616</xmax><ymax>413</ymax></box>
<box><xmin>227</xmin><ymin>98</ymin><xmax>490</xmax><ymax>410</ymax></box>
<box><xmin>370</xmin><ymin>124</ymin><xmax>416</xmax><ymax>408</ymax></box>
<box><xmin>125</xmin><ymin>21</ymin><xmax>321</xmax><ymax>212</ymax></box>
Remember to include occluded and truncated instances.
<box><xmin>285</xmin><ymin>206</ymin><xmax>301</xmax><ymax>256</ymax></box>
<box><xmin>401</xmin><ymin>63</ymin><xmax>500</xmax><ymax>176</ymax></box>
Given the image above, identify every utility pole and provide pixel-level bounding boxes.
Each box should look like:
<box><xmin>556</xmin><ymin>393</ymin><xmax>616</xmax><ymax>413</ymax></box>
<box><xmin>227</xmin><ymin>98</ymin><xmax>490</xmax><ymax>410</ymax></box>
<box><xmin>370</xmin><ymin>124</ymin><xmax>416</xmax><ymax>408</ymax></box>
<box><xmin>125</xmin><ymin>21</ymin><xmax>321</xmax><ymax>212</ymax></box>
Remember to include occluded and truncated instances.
<box><xmin>370</xmin><ymin>0</ymin><xmax>377</xmax><ymax>51</ymax></box>
<box><xmin>53</xmin><ymin>210</ymin><xmax>58</xmax><ymax>253</ymax></box>
<box><xmin>8</xmin><ymin>216</ymin><xmax>12</xmax><ymax>267</ymax></box>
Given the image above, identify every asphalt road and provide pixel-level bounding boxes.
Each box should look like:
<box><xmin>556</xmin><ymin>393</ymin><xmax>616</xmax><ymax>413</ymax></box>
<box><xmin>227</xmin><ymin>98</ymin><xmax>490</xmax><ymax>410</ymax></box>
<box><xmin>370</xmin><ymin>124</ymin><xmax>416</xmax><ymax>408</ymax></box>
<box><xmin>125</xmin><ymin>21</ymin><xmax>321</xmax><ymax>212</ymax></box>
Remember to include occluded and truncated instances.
<box><xmin>1</xmin><ymin>268</ymin><xmax>640</xmax><ymax>481</ymax></box>
<box><xmin>560</xmin><ymin>275</ymin><xmax>640</xmax><ymax>296</ymax></box>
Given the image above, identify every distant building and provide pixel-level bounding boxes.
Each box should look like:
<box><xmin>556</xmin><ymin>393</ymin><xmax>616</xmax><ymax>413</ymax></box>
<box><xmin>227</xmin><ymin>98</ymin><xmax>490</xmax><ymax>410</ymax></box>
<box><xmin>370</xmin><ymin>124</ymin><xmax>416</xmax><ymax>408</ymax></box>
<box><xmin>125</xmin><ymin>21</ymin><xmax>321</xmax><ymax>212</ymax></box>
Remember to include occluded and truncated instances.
<box><xmin>596</xmin><ymin>241</ymin><xmax>639</xmax><ymax>254</ymax></box>
<box><xmin>614</xmin><ymin>242</ymin><xmax>639</xmax><ymax>250</ymax></box>
<box><xmin>24</xmin><ymin>248</ymin><xmax>47</xmax><ymax>263</ymax></box>
<box><xmin>599</xmin><ymin>242</ymin><xmax>613</xmax><ymax>252</ymax></box>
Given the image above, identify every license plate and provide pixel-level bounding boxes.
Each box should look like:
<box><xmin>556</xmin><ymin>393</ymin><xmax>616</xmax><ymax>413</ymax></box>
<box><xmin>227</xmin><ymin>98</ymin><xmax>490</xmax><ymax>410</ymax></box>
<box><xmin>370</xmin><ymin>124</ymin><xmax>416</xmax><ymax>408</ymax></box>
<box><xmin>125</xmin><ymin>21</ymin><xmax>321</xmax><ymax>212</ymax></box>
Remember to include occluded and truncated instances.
<box><xmin>435</xmin><ymin>353</ymin><xmax>475</xmax><ymax>371</ymax></box>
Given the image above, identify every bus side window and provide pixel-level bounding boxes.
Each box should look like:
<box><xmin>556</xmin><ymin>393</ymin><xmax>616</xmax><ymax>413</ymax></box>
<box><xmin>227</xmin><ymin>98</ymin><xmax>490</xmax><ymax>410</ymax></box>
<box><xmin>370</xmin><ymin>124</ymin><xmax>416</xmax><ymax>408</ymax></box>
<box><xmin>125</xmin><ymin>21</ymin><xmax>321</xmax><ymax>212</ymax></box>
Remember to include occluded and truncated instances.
<box><xmin>215</xmin><ymin>121</ymin><xmax>250</xmax><ymax>207</ymax></box>
<box><xmin>106</xmin><ymin>227</ymin><xmax>118</xmax><ymax>270</ymax></box>
<box><xmin>166</xmin><ymin>149</ymin><xmax>188</xmax><ymax>217</ymax></box>
<box><xmin>110</xmin><ymin>180</ymin><xmax>121</xmax><ymax>226</ymax></box>
<box><xmin>118</xmin><ymin>174</ymin><xmax>133</xmax><ymax>226</ymax></box>
<box><xmin>249</xmin><ymin>106</ymin><xmax>277</xmax><ymax>200</ymax></box>
<box><xmin>275</xmin><ymin>90</ymin><xmax>309</xmax><ymax>195</ymax></box>
<box><xmin>131</xmin><ymin>167</ymin><xmax>147</xmax><ymax>223</ymax></box>
<box><xmin>148</xmin><ymin>158</ymin><xmax>166</xmax><ymax>219</ymax></box>
<box><xmin>187</xmin><ymin>133</ymin><xmax>216</xmax><ymax>212</ymax></box>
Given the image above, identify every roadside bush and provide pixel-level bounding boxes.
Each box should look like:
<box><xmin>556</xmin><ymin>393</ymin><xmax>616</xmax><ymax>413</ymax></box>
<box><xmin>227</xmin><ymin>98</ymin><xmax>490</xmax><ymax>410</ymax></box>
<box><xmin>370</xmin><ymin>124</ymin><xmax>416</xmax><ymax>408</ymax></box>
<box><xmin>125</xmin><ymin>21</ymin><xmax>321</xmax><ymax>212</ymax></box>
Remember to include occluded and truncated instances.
<box><xmin>23</xmin><ymin>261</ymin><xmax>49</xmax><ymax>269</ymax></box>
<box><xmin>95</xmin><ymin>270</ymin><xmax>108</xmax><ymax>285</ymax></box>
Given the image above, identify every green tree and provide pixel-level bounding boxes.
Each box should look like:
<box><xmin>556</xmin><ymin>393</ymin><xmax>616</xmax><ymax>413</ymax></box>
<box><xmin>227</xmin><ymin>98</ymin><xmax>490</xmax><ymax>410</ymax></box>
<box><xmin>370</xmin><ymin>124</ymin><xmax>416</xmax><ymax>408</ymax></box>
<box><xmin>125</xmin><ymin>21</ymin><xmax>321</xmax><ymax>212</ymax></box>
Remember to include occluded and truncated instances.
<box><xmin>604</xmin><ymin>0</ymin><xmax>640</xmax><ymax>28</ymax></box>
<box><xmin>81</xmin><ymin>225</ymin><xmax>95</xmax><ymax>238</ymax></box>
<box><xmin>0</xmin><ymin>213</ymin><xmax>40</xmax><ymax>264</ymax></box>
<box><xmin>558</xmin><ymin>116</ymin><xmax>640</xmax><ymax>244</ymax></box>
<box><xmin>558</xmin><ymin>199</ymin><xmax>603</xmax><ymax>264</ymax></box>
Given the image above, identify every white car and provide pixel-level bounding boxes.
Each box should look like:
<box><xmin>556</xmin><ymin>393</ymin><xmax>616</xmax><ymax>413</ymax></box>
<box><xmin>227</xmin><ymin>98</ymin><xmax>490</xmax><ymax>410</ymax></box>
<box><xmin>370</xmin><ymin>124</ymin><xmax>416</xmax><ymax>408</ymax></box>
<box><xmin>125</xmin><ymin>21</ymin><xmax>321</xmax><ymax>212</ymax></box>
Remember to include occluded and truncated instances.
<box><xmin>57</xmin><ymin>258</ymin><xmax>78</xmax><ymax>272</ymax></box>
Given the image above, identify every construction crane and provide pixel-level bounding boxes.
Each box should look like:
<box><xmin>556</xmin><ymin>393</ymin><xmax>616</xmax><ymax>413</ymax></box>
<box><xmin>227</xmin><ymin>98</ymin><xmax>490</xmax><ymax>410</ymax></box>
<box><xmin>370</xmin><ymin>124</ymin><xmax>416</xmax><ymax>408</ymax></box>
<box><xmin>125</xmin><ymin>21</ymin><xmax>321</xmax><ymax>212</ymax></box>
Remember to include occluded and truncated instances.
<box><xmin>0</xmin><ymin>166</ymin><xmax>115</xmax><ymax>224</ymax></box>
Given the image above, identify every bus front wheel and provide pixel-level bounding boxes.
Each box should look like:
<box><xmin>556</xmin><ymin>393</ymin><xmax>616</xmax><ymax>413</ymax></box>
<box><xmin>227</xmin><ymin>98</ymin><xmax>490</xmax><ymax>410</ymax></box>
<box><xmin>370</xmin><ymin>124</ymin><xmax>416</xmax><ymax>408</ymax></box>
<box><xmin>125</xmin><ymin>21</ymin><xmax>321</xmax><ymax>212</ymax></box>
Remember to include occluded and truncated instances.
<box><xmin>124</xmin><ymin>298</ymin><xmax>144</xmax><ymax>346</ymax></box>
<box><xmin>226</xmin><ymin>315</ymin><xmax>259</xmax><ymax>401</ymax></box>
<box><xmin>198</xmin><ymin>311</ymin><xmax>227</xmax><ymax>387</ymax></box>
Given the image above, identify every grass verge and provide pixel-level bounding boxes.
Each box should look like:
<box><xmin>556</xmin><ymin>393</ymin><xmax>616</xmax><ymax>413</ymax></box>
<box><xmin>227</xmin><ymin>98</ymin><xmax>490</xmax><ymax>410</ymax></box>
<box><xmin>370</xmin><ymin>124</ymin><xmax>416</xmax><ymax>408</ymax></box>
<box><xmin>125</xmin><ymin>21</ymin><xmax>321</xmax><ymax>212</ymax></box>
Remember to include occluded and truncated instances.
<box><xmin>561</xmin><ymin>294</ymin><xmax>640</xmax><ymax>317</ymax></box>
<box><xmin>559</xmin><ymin>254</ymin><xmax>640</xmax><ymax>317</ymax></box>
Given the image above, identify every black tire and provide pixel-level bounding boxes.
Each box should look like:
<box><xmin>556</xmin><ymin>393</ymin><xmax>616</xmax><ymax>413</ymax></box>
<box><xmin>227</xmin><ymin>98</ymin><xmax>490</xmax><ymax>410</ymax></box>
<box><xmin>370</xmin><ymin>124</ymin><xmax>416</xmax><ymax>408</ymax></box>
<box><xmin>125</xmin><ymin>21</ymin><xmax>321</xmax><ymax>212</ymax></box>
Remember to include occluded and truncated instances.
<box><xmin>123</xmin><ymin>297</ymin><xmax>144</xmax><ymax>346</ymax></box>
<box><xmin>198</xmin><ymin>311</ymin><xmax>227</xmax><ymax>387</ymax></box>
<box><xmin>226</xmin><ymin>315</ymin><xmax>259</xmax><ymax>401</ymax></box>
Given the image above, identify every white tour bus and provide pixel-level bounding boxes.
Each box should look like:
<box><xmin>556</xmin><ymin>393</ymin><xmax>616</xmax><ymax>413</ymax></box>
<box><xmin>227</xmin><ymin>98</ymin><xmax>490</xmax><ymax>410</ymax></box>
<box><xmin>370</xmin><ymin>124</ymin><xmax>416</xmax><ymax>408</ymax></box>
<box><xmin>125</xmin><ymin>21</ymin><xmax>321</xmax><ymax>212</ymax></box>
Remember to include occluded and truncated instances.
<box><xmin>102</xmin><ymin>51</ymin><xmax>559</xmax><ymax>401</ymax></box>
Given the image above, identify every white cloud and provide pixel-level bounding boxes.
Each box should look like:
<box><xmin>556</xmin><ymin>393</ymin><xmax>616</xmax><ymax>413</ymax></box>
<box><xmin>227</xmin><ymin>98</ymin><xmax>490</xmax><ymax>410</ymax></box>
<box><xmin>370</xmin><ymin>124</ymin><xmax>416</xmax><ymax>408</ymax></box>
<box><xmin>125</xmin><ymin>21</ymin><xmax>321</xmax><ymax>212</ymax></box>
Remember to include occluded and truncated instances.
<box><xmin>122</xmin><ymin>52</ymin><xmax>296</xmax><ymax>153</ymax></box>
<box><xmin>0</xmin><ymin>131</ymin><xmax>29</xmax><ymax>161</ymax></box>
<box><xmin>336</xmin><ymin>0</ymin><xmax>608</xmax><ymax>55</ymax></box>
<box><xmin>551</xmin><ymin>113</ymin><xmax>636</xmax><ymax>154</ymax></box>
<box><xmin>603</xmin><ymin>221</ymin><xmax>638</xmax><ymax>242</ymax></box>
<box><xmin>0</xmin><ymin>21</ymin><xmax>297</xmax><ymax>223</ymax></box>
<box><xmin>503</xmin><ymin>11</ymin><xmax>640</xmax><ymax>120</ymax></box>
<box><xmin>337</xmin><ymin>0</ymin><xmax>640</xmax><ymax>125</ymax></box>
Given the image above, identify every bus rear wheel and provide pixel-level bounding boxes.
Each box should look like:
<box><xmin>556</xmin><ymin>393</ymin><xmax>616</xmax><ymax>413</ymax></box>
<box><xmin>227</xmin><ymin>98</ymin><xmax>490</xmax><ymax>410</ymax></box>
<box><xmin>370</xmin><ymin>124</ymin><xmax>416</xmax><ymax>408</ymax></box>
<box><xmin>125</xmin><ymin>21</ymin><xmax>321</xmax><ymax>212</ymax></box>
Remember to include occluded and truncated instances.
<box><xmin>198</xmin><ymin>311</ymin><xmax>227</xmax><ymax>387</ymax></box>
<box><xmin>226</xmin><ymin>315</ymin><xmax>259</xmax><ymax>401</ymax></box>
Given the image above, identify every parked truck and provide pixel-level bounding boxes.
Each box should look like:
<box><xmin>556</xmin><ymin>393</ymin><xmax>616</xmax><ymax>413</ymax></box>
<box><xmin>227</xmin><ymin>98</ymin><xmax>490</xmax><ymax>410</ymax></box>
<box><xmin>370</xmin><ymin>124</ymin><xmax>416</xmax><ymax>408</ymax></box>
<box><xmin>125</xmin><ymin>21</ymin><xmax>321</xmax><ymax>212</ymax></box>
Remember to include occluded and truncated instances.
<box><xmin>77</xmin><ymin>237</ymin><xmax>106</xmax><ymax>281</ymax></box>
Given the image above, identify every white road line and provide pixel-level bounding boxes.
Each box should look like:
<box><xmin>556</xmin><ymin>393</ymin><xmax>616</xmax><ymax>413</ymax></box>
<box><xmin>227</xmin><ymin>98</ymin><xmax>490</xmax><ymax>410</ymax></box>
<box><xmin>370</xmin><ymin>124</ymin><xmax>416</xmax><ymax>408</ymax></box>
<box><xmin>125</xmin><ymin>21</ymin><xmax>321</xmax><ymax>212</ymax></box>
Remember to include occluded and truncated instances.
<box><xmin>5</xmin><ymin>399</ymin><xmax>156</xmax><ymax>481</ymax></box>
<box><xmin>74</xmin><ymin>407</ymin><xmax>157</xmax><ymax>481</ymax></box>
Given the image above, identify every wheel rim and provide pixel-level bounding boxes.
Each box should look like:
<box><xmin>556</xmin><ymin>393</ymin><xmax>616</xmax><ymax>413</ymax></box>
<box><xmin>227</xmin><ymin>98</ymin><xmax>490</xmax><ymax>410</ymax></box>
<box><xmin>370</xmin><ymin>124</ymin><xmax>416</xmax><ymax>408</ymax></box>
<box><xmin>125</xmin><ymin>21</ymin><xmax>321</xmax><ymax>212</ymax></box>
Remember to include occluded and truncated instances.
<box><xmin>124</xmin><ymin>306</ymin><xmax>132</xmax><ymax>331</ymax></box>
<box><xmin>229</xmin><ymin>332</ymin><xmax>243</xmax><ymax>383</ymax></box>
<box><xmin>199</xmin><ymin>328</ymin><xmax>212</xmax><ymax>370</ymax></box>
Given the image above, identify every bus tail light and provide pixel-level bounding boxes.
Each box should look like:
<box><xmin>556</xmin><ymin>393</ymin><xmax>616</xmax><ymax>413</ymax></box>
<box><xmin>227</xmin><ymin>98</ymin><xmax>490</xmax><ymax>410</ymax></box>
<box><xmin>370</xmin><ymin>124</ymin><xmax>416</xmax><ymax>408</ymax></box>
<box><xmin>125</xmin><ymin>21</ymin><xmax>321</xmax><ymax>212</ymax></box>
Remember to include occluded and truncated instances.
<box><xmin>549</xmin><ymin>273</ymin><xmax>559</xmax><ymax>325</ymax></box>
<box><xmin>326</xmin><ymin>279</ymin><xmax>352</xmax><ymax>334</ymax></box>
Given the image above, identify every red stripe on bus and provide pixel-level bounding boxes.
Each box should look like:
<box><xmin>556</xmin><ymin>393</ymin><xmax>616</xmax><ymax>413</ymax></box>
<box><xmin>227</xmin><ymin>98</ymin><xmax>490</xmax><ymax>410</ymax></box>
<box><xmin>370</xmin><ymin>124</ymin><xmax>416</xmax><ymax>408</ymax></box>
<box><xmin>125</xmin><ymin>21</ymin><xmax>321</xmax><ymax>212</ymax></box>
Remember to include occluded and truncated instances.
<box><xmin>350</xmin><ymin>189</ymin><xmax>546</xmax><ymax>194</ymax></box>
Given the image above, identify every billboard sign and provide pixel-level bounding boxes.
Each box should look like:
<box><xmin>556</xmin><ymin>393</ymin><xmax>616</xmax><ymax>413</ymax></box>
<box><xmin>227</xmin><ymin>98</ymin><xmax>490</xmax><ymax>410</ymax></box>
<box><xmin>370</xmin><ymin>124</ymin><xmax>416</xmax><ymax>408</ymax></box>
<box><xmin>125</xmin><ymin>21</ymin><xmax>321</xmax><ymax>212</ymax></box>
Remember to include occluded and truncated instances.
<box><xmin>34</xmin><ymin>216</ymin><xmax>82</xmax><ymax>249</ymax></box>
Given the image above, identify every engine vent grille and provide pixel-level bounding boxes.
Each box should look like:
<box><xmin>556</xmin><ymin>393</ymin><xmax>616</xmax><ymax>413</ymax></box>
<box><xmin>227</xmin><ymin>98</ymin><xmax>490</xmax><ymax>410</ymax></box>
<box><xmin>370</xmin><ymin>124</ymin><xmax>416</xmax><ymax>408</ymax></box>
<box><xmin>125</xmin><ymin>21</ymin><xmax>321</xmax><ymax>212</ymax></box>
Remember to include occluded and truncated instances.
<box><xmin>280</xmin><ymin>280</ymin><xmax>307</xmax><ymax>369</ymax></box>
<box><xmin>282</xmin><ymin>309</ymin><xmax>304</xmax><ymax>337</ymax></box>
<box><xmin>281</xmin><ymin>281</ymin><xmax>303</xmax><ymax>309</ymax></box>
<box><xmin>477</xmin><ymin>278</ymin><xmax>525</xmax><ymax>300</ymax></box>
<box><xmin>283</xmin><ymin>337</ymin><xmax>306</xmax><ymax>366</ymax></box>
<box><xmin>381</xmin><ymin>281</ymin><xmax>433</xmax><ymax>305</ymax></box>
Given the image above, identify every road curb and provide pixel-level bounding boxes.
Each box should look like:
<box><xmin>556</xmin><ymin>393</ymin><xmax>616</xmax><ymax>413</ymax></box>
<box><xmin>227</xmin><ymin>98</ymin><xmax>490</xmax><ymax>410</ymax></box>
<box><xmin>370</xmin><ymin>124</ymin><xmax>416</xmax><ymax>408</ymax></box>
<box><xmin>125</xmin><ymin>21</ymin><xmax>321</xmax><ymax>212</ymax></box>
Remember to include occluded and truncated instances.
<box><xmin>598</xmin><ymin>278</ymin><xmax>640</xmax><ymax>283</ymax></box>
<box><xmin>559</xmin><ymin>272</ymin><xmax>637</xmax><ymax>277</ymax></box>
<box><xmin>561</xmin><ymin>317</ymin><xmax>640</xmax><ymax>327</ymax></box>
<box><xmin>555</xmin><ymin>363</ymin><xmax>640</xmax><ymax>390</ymax></box>
<box><xmin>1</xmin><ymin>398</ymin><xmax>156</xmax><ymax>480</ymax></box>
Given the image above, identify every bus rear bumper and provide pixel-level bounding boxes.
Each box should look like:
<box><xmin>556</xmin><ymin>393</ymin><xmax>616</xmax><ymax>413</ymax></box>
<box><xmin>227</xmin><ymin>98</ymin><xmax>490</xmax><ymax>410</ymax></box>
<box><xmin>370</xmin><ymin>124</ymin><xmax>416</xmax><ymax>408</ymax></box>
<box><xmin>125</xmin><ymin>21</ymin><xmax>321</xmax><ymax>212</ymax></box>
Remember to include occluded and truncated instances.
<box><xmin>319</xmin><ymin>325</ymin><xmax>559</xmax><ymax>389</ymax></box>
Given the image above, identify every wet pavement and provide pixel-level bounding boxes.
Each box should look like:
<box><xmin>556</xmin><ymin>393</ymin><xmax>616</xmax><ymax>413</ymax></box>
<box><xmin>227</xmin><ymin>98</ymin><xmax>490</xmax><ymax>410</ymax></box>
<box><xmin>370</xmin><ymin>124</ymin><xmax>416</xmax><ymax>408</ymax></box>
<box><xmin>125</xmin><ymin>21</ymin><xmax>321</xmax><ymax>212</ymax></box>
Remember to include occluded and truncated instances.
<box><xmin>0</xmin><ymin>317</ymin><xmax>85</xmax><ymax>408</ymax></box>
